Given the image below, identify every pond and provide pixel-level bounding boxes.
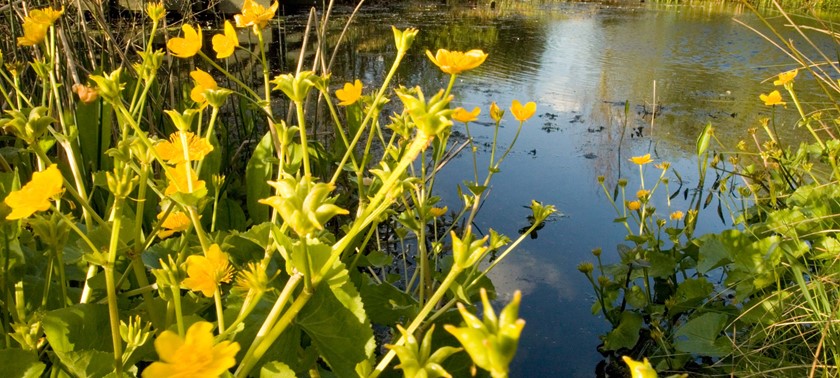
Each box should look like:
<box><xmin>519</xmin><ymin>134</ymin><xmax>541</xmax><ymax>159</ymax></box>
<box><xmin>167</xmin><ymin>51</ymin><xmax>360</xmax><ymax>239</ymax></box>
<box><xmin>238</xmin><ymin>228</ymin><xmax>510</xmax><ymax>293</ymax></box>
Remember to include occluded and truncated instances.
<box><xmin>284</xmin><ymin>1</ymin><xmax>835</xmax><ymax>376</ymax></box>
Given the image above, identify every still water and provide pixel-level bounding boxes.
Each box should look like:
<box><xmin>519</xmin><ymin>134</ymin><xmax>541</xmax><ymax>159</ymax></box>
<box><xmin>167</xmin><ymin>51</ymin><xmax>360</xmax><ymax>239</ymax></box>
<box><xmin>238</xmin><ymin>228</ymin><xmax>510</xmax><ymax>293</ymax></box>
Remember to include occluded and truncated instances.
<box><xmin>287</xmin><ymin>2</ymin><xmax>833</xmax><ymax>375</ymax></box>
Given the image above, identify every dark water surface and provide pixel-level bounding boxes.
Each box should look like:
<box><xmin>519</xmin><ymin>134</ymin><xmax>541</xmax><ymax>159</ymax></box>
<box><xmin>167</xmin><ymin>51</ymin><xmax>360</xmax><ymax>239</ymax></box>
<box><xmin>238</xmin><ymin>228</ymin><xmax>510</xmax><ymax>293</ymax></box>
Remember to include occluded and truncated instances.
<box><xmin>287</xmin><ymin>2</ymin><xmax>836</xmax><ymax>376</ymax></box>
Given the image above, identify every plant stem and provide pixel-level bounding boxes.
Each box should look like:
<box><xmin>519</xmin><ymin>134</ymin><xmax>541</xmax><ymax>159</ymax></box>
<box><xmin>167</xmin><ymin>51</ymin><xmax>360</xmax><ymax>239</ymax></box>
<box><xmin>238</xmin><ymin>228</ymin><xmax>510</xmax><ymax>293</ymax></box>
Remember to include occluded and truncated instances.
<box><xmin>105</xmin><ymin>196</ymin><xmax>125</xmax><ymax>375</ymax></box>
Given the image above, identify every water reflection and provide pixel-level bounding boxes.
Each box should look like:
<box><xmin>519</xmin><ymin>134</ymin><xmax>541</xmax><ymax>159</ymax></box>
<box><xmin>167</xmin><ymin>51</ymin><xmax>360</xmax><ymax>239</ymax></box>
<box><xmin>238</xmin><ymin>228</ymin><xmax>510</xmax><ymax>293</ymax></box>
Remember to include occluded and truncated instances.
<box><xmin>285</xmin><ymin>2</ymin><xmax>836</xmax><ymax>375</ymax></box>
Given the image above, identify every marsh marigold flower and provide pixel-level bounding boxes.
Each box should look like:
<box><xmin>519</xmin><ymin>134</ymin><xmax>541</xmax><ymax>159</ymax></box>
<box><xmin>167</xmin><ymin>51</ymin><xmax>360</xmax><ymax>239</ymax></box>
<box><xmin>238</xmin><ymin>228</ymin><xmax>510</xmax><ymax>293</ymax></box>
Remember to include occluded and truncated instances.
<box><xmin>452</xmin><ymin>107</ymin><xmax>480</xmax><ymax>123</ymax></box>
<box><xmin>165</xmin><ymin>163</ymin><xmax>206</xmax><ymax>196</ymax></box>
<box><xmin>774</xmin><ymin>69</ymin><xmax>798</xmax><ymax>86</ymax></box>
<box><xmin>425</xmin><ymin>49</ymin><xmax>488</xmax><ymax>75</ymax></box>
<box><xmin>156</xmin><ymin>131</ymin><xmax>214</xmax><ymax>164</ymax></box>
<box><xmin>621</xmin><ymin>356</ymin><xmax>657</xmax><ymax>378</ymax></box>
<box><xmin>189</xmin><ymin>69</ymin><xmax>218</xmax><ymax>105</ymax></box>
<box><xmin>759</xmin><ymin>90</ymin><xmax>785</xmax><ymax>106</ymax></box>
<box><xmin>670</xmin><ymin>210</ymin><xmax>684</xmax><ymax>221</ymax></box>
<box><xmin>511</xmin><ymin>100</ymin><xmax>537</xmax><ymax>122</ymax></box>
<box><xmin>235</xmin><ymin>0</ymin><xmax>279</xmax><ymax>31</ymax></box>
<box><xmin>489</xmin><ymin>102</ymin><xmax>504</xmax><ymax>123</ymax></box>
<box><xmin>5</xmin><ymin>165</ymin><xmax>63</xmax><ymax>220</ymax></box>
<box><xmin>167</xmin><ymin>24</ymin><xmax>202</xmax><ymax>58</ymax></box>
<box><xmin>629</xmin><ymin>154</ymin><xmax>653</xmax><ymax>165</ymax></box>
<box><xmin>157</xmin><ymin>209</ymin><xmax>191</xmax><ymax>239</ymax></box>
<box><xmin>142</xmin><ymin>321</ymin><xmax>239</xmax><ymax>378</ymax></box>
<box><xmin>212</xmin><ymin>21</ymin><xmax>239</xmax><ymax>59</ymax></box>
<box><xmin>335</xmin><ymin>80</ymin><xmax>363</xmax><ymax>106</ymax></box>
<box><xmin>17</xmin><ymin>21</ymin><xmax>48</xmax><ymax>46</ymax></box>
<box><xmin>183</xmin><ymin>244</ymin><xmax>234</xmax><ymax>297</ymax></box>
<box><xmin>429</xmin><ymin>206</ymin><xmax>448</xmax><ymax>218</ymax></box>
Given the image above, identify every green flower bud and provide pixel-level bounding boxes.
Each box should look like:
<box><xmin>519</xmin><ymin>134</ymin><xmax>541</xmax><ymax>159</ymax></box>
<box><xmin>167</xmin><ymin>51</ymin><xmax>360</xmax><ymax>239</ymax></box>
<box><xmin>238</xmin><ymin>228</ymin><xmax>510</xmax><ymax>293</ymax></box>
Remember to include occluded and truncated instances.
<box><xmin>577</xmin><ymin>262</ymin><xmax>594</xmax><ymax>274</ymax></box>
<box><xmin>164</xmin><ymin>108</ymin><xmax>199</xmax><ymax>132</ymax></box>
<box><xmin>0</xmin><ymin>106</ymin><xmax>55</xmax><ymax>143</ymax></box>
<box><xmin>451</xmin><ymin>230</ymin><xmax>489</xmax><ymax>270</ymax></box>
<box><xmin>392</xmin><ymin>26</ymin><xmax>418</xmax><ymax>53</ymax></box>
<box><xmin>394</xmin><ymin>86</ymin><xmax>454</xmax><ymax>139</ymax></box>
<box><xmin>204</xmin><ymin>87</ymin><xmax>234</xmax><ymax>108</ymax></box>
<box><xmin>259</xmin><ymin>176</ymin><xmax>349</xmax><ymax>237</ymax></box>
<box><xmin>445</xmin><ymin>289</ymin><xmax>525</xmax><ymax>378</ymax></box>
<box><xmin>120</xmin><ymin>315</ymin><xmax>151</xmax><ymax>348</ymax></box>
<box><xmin>271</xmin><ymin>71</ymin><xmax>320</xmax><ymax>103</ymax></box>
<box><xmin>89</xmin><ymin>68</ymin><xmax>125</xmax><ymax>103</ymax></box>
<box><xmin>387</xmin><ymin>325</ymin><xmax>461</xmax><ymax>378</ymax></box>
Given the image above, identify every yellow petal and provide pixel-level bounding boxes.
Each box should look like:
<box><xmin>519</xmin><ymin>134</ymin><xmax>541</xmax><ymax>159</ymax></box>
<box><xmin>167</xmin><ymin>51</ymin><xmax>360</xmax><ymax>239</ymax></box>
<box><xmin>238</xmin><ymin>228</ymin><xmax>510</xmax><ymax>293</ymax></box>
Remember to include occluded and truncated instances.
<box><xmin>510</xmin><ymin>100</ymin><xmax>536</xmax><ymax>122</ymax></box>
<box><xmin>335</xmin><ymin>79</ymin><xmax>363</xmax><ymax>106</ymax></box>
<box><xmin>452</xmin><ymin>107</ymin><xmax>480</xmax><ymax>123</ymax></box>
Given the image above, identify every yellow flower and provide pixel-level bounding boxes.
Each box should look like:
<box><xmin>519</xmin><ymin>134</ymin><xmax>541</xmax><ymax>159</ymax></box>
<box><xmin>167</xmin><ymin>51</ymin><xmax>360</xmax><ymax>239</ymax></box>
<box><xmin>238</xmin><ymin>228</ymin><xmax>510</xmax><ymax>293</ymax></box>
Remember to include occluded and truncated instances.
<box><xmin>773</xmin><ymin>69</ymin><xmax>797</xmax><ymax>86</ymax></box>
<box><xmin>489</xmin><ymin>102</ymin><xmax>504</xmax><ymax>123</ymax></box>
<box><xmin>335</xmin><ymin>79</ymin><xmax>363</xmax><ymax>106</ymax></box>
<box><xmin>17</xmin><ymin>20</ymin><xmax>48</xmax><ymax>46</ymax></box>
<box><xmin>425</xmin><ymin>49</ymin><xmax>488</xmax><ymax>75</ymax></box>
<box><xmin>156</xmin><ymin>131</ymin><xmax>214</xmax><ymax>164</ymax></box>
<box><xmin>142</xmin><ymin>321</ymin><xmax>240</xmax><ymax>378</ymax></box>
<box><xmin>5</xmin><ymin>165</ymin><xmax>64</xmax><ymax>220</ymax></box>
<box><xmin>189</xmin><ymin>69</ymin><xmax>218</xmax><ymax>105</ymax></box>
<box><xmin>629</xmin><ymin>154</ymin><xmax>653</xmax><ymax>165</ymax></box>
<box><xmin>452</xmin><ymin>107</ymin><xmax>480</xmax><ymax>123</ymax></box>
<box><xmin>234</xmin><ymin>0</ymin><xmax>279</xmax><ymax>31</ymax></box>
<box><xmin>627</xmin><ymin>201</ymin><xmax>641</xmax><ymax>211</ymax></box>
<box><xmin>157</xmin><ymin>209</ymin><xmax>191</xmax><ymax>239</ymax></box>
<box><xmin>636</xmin><ymin>189</ymin><xmax>650</xmax><ymax>199</ymax></box>
<box><xmin>212</xmin><ymin>21</ymin><xmax>239</xmax><ymax>59</ymax></box>
<box><xmin>182</xmin><ymin>244</ymin><xmax>234</xmax><ymax>297</ymax></box>
<box><xmin>510</xmin><ymin>100</ymin><xmax>537</xmax><ymax>122</ymax></box>
<box><xmin>670</xmin><ymin>210</ymin><xmax>684</xmax><ymax>221</ymax></box>
<box><xmin>167</xmin><ymin>24</ymin><xmax>202</xmax><ymax>58</ymax></box>
<box><xmin>27</xmin><ymin>7</ymin><xmax>64</xmax><ymax>27</ymax></box>
<box><xmin>621</xmin><ymin>356</ymin><xmax>658</xmax><ymax>378</ymax></box>
<box><xmin>429</xmin><ymin>206</ymin><xmax>448</xmax><ymax>218</ymax></box>
<box><xmin>759</xmin><ymin>90</ymin><xmax>785</xmax><ymax>106</ymax></box>
<box><xmin>165</xmin><ymin>163</ymin><xmax>206</xmax><ymax>196</ymax></box>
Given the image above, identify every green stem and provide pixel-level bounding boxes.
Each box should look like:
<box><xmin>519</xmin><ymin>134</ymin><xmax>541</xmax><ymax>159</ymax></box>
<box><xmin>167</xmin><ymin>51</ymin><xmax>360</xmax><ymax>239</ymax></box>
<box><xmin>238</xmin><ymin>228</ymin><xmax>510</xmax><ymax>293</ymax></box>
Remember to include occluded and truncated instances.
<box><xmin>105</xmin><ymin>197</ymin><xmax>125</xmax><ymax>375</ymax></box>
<box><xmin>214</xmin><ymin>289</ymin><xmax>225</xmax><ymax>334</ymax></box>
<box><xmin>370</xmin><ymin>266</ymin><xmax>463</xmax><ymax>377</ymax></box>
<box><xmin>295</xmin><ymin>101</ymin><xmax>312</xmax><ymax>179</ymax></box>
<box><xmin>330</xmin><ymin>48</ymin><xmax>410</xmax><ymax>185</ymax></box>
<box><xmin>235</xmin><ymin>273</ymin><xmax>303</xmax><ymax>377</ymax></box>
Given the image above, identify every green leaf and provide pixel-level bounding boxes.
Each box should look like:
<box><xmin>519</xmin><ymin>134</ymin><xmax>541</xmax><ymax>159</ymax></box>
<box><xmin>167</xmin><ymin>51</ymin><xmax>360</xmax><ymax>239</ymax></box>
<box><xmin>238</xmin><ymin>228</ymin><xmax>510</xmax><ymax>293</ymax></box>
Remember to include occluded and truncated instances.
<box><xmin>359</xmin><ymin>277</ymin><xmax>419</xmax><ymax>325</ymax></box>
<box><xmin>602</xmin><ymin>311</ymin><xmax>642</xmax><ymax>351</ymax></box>
<box><xmin>297</xmin><ymin>281</ymin><xmax>374</xmax><ymax>377</ymax></box>
<box><xmin>261</xmin><ymin>361</ymin><xmax>297</xmax><ymax>378</ymax></box>
<box><xmin>0</xmin><ymin>349</ymin><xmax>45</xmax><ymax>378</ymax></box>
<box><xmin>673</xmin><ymin>313</ymin><xmax>731</xmax><ymax>357</ymax></box>
<box><xmin>697</xmin><ymin>234</ymin><xmax>731</xmax><ymax>274</ymax></box>
<box><xmin>246</xmin><ymin>131</ymin><xmax>274</xmax><ymax>224</ymax></box>
<box><xmin>75</xmin><ymin>101</ymin><xmax>113</xmax><ymax>173</ymax></box>
<box><xmin>42</xmin><ymin>304</ymin><xmax>115</xmax><ymax>377</ymax></box>
<box><xmin>667</xmin><ymin>277</ymin><xmax>713</xmax><ymax>315</ymax></box>
<box><xmin>199</xmin><ymin>130</ymin><xmax>222</xmax><ymax>185</ymax></box>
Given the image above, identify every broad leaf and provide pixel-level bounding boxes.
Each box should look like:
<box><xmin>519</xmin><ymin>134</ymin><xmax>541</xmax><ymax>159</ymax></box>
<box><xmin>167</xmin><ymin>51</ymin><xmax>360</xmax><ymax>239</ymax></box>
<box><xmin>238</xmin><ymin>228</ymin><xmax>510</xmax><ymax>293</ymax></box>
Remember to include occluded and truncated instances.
<box><xmin>673</xmin><ymin>312</ymin><xmax>732</xmax><ymax>357</ymax></box>
<box><xmin>42</xmin><ymin>304</ymin><xmax>115</xmax><ymax>377</ymax></box>
<box><xmin>0</xmin><ymin>349</ymin><xmax>45</xmax><ymax>378</ymax></box>
<box><xmin>246</xmin><ymin>131</ymin><xmax>274</xmax><ymax>224</ymax></box>
<box><xmin>602</xmin><ymin>311</ymin><xmax>642</xmax><ymax>351</ymax></box>
<box><xmin>261</xmin><ymin>361</ymin><xmax>297</xmax><ymax>378</ymax></box>
<box><xmin>297</xmin><ymin>280</ymin><xmax>374</xmax><ymax>377</ymax></box>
